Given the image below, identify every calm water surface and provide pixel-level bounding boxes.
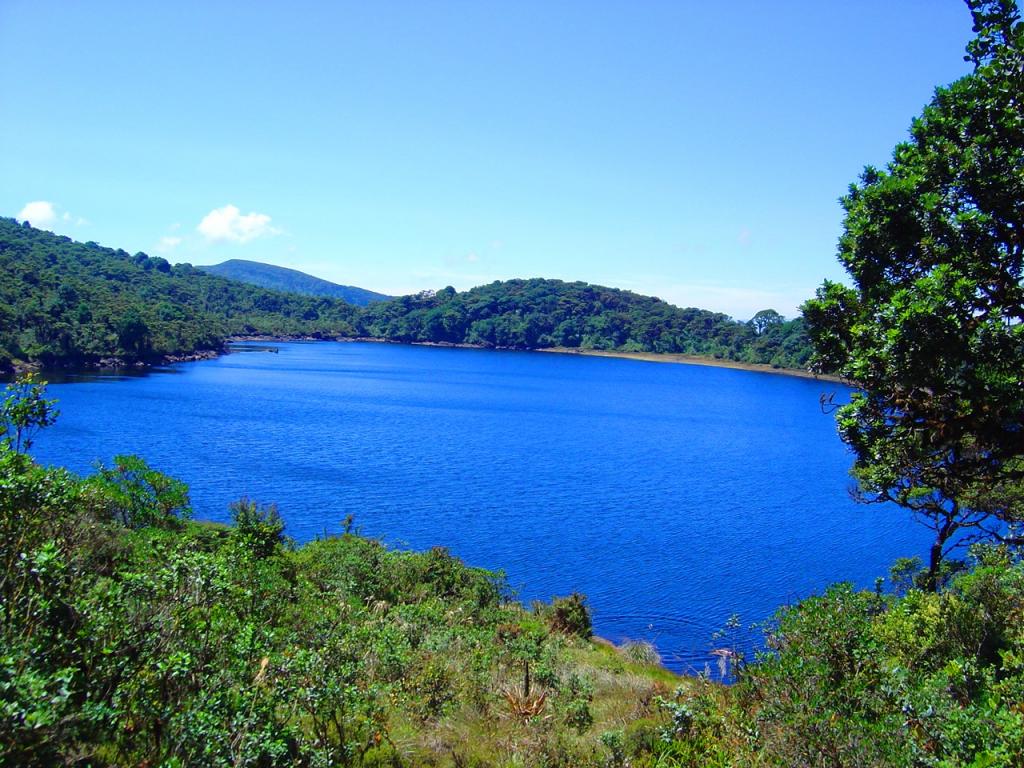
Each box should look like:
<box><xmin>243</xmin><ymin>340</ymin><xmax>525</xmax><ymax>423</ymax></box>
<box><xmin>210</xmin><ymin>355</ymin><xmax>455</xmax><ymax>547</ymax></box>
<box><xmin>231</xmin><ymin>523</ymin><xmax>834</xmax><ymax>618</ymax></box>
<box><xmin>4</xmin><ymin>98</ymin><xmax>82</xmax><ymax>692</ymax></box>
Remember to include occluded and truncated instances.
<box><xmin>32</xmin><ymin>341</ymin><xmax>931</xmax><ymax>672</ymax></box>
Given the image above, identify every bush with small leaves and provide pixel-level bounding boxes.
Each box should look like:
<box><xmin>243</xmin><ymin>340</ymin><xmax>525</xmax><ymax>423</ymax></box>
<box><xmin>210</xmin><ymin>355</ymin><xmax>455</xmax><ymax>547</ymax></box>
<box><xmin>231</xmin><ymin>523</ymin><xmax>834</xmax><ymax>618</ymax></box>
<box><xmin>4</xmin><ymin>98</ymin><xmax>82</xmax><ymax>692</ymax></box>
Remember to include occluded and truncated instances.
<box><xmin>545</xmin><ymin>592</ymin><xmax>593</xmax><ymax>639</ymax></box>
<box><xmin>230</xmin><ymin>497</ymin><xmax>285</xmax><ymax>559</ymax></box>
<box><xmin>88</xmin><ymin>454</ymin><xmax>190</xmax><ymax>529</ymax></box>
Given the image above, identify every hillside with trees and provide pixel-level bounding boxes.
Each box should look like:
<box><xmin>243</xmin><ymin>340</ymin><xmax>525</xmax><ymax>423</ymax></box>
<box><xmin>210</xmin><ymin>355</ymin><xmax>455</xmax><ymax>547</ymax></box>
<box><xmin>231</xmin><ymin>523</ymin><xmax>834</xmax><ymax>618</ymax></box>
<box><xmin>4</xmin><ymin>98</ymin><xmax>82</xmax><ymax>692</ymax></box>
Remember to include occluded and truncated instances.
<box><xmin>198</xmin><ymin>259</ymin><xmax>391</xmax><ymax>306</ymax></box>
<box><xmin>0</xmin><ymin>218</ymin><xmax>360</xmax><ymax>369</ymax></box>
<box><xmin>359</xmin><ymin>280</ymin><xmax>813</xmax><ymax>368</ymax></box>
<box><xmin>0</xmin><ymin>218</ymin><xmax>814</xmax><ymax>372</ymax></box>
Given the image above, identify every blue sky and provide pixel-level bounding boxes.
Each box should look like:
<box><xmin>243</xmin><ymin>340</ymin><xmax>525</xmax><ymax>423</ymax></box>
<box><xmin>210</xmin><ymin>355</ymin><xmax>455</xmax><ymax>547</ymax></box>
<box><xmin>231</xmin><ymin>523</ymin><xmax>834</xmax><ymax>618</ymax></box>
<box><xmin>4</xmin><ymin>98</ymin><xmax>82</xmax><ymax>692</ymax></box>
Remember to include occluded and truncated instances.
<box><xmin>0</xmin><ymin>1</ymin><xmax>977</xmax><ymax>318</ymax></box>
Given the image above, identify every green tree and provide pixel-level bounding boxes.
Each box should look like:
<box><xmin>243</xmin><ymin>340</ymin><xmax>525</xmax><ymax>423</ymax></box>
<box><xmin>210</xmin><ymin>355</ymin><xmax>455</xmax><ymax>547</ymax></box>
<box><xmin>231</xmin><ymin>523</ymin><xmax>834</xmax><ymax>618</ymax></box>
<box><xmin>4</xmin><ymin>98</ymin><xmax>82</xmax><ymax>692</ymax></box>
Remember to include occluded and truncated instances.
<box><xmin>0</xmin><ymin>375</ymin><xmax>58</xmax><ymax>452</ymax></box>
<box><xmin>748</xmin><ymin>308</ymin><xmax>783</xmax><ymax>335</ymax></box>
<box><xmin>89</xmin><ymin>454</ymin><xmax>191</xmax><ymax>528</ymax></box>
<box><xmin>115</xmin><ymin>308</ymin><xmax>151</xmax><ymax>357</ymax></box>
<box><xmin>804</xmin><ymin>0</ymin><xmax>1024</xmax><ymax>588</ymax></box>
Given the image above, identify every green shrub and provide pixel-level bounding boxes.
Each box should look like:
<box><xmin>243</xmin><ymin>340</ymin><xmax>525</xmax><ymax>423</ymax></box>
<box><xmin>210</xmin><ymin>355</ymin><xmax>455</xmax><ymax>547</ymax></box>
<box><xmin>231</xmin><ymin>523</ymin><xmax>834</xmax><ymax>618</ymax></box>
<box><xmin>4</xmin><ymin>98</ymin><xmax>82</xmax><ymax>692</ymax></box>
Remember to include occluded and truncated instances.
<box><xmin>88</xmin><ymin>454</ymin><xmax>190</xmax><ymax>529</ymax></box>
<box><xmin>559</xmin><ymin>672</ymin><xmax>594</xmax><ymax>734</ymax></box>
<box><xmin>230</xmin><ymin>497</ymin><xmax>285</xmax><ymax>558</ymax></box>
<box><xmin>545</xmin><ymin>592</ymin><xmax>593</xmax><ymax>638</ymax></box>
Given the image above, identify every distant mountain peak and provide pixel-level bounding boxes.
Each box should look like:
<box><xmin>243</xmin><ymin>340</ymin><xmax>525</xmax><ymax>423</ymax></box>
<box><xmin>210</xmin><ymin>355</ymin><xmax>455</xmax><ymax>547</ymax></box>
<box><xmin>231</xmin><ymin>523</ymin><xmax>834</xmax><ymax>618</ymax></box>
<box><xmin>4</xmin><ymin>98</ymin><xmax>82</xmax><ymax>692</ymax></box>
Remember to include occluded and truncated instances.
<box><xmin>197</xmin><ymin>259</ymin><xmax>390</xmax><ymax>306</ymax></box>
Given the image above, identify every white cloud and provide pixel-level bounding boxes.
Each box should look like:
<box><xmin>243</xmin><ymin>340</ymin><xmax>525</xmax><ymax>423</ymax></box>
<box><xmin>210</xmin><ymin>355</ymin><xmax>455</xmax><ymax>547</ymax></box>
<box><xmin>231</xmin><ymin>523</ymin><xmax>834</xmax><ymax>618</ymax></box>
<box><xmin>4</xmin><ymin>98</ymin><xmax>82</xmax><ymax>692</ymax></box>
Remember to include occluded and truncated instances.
<box><xmin>157</xmin><ymin>236</ymin><xmax>183</xmax><ymax>252</ymax></box>
<box><xmin>197</xmin><ymin>204</ymin><xmax>278</xmax><ymax>243</ymax></box>
<box><xmin>465</xmin><ymin>252</ymin><xmax>480</xmax><ymax>263</ymax></box>
<box><xmin>16</xmin><ymin>201</ymin><xmax>87</xmax><ymax>229</ymax></box>
<box><xmin>17</xmin><ymin>201</ymin><xmax>57</xmax><ymax>227</ymax></box>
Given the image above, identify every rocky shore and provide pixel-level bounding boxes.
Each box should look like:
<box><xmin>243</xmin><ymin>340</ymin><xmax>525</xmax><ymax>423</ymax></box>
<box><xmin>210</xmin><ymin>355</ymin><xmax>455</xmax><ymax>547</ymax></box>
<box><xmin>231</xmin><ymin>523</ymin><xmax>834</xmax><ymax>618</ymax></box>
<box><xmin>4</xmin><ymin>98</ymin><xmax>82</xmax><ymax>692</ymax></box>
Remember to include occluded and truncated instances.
<box><xmin>5</xmin><ymin>348</ymin><xmax>224</xmax><ymax>376</ymax></box>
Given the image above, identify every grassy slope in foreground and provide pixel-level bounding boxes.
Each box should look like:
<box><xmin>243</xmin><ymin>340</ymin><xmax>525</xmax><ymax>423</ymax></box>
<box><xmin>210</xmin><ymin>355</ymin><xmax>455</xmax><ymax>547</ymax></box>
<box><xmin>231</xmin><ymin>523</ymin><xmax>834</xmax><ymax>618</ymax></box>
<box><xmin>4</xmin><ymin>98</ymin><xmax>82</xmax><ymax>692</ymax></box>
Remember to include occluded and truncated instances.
<box><xmin>4</xmin><ymin>423</ymin><xmax>1022</xmax><ymax>766</ymax></box>
<box><xmin>4</xmin><ymin>371</ymin><xmax>1023</xmax><ymax>766</ymax></box>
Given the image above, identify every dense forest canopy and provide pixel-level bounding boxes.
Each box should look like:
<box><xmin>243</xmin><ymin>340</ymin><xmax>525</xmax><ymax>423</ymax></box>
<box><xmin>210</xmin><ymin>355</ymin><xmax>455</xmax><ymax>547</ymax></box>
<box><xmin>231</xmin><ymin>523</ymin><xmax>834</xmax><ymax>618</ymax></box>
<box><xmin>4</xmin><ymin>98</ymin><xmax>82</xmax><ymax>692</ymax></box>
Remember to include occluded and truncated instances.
<box><xmin>359</xmin><ymin>279</ymin><xmax>813</xmax><ymax>368</ymax></box>
<box><xmin>0</xmin><ymin>217</ymin><xmax>814</xmax><ymax>371</ymax></box>
<box><xmin>0</xmin><ymin>218</ymin><xmax>360</xmax><ymax>368</ymax></box>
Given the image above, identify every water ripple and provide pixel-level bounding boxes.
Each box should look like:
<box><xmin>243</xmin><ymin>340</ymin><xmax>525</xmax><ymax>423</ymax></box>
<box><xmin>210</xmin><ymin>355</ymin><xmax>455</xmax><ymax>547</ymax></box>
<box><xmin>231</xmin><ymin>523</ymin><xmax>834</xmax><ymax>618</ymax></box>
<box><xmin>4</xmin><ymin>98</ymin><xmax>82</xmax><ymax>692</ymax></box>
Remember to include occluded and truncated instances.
<box><xmin>32</xmin><ymin>341</ymin><xmax>932</xmax><ymax>672</ymax></box>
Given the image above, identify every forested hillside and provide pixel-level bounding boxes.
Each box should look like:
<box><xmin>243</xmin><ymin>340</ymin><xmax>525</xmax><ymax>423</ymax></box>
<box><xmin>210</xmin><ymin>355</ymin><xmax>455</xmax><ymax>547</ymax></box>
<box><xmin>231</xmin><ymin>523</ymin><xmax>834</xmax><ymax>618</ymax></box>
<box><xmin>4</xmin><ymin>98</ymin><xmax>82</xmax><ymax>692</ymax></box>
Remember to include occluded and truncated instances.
<box><xmin>0</xmin><ymin>218</ymin><xmax>360</xmax><ymax>368</ymax></box>
<box><xmin>361</xmin><ymin>281</ymin><xmax>813</xmax><ymax>368</ymax></box>
<box><xmin>198</xmin><ymin>258</ymin><xmax>391</xmax><ymax>305</ymax></box>
<box><xmin>0</xmin><ymin>218</ymin><xmax>814</xmax><ymax>372</ymax></box>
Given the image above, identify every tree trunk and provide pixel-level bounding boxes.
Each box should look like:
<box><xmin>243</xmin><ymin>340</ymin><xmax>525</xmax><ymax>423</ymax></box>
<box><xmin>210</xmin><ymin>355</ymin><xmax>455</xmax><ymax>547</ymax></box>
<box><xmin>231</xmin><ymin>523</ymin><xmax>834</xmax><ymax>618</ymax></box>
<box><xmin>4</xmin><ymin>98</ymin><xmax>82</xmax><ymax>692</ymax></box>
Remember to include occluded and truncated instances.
<box><xmin>926</xmin><ymin>538</ymin><xmax>944</xmax><ymax>592</ymax></box>
<box><xmin>925</xmin><ymin>513</ymin><xmax>957</xmax><ymax>592</ymax></box>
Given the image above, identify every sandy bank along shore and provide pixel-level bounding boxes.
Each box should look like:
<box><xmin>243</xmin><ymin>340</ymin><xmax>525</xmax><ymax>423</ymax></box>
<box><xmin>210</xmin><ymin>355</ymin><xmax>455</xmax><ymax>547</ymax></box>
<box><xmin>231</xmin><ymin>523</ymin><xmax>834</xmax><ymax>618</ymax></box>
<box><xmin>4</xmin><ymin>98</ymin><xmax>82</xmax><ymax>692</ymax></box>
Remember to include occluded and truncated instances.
<box><xmin>223</xmin><ymin>337</ymin><xmax>847</xmax><ymax>384</ymax></box>
<box><xmin>536</xmin><ymin>347</ymin><xmax>846</xmax><ymax>383</ymax></box>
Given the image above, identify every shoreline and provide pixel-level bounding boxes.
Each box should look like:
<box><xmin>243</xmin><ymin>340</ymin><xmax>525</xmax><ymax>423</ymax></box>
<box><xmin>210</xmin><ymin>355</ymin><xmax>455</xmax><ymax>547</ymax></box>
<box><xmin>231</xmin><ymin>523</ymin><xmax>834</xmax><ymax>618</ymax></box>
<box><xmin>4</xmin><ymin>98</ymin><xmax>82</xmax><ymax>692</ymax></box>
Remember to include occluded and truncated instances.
<box><xmin>7</xmin><ymin>337</ymin><xmax>845</xmax><ymax>385</ymax></box>
<box><xmin>535</xmin><ymin>347</ymin><xmax>846</xmax><ymax>383</ymax></box>
<box><xmin>5</xmin><ymin>348</ymin><xmax>224</xmax><ymax>377</ymax></box>
<box><xmin>332</xmin><ymin>338</ymin><xmax>846</xmax><ymax>382</ymax></box>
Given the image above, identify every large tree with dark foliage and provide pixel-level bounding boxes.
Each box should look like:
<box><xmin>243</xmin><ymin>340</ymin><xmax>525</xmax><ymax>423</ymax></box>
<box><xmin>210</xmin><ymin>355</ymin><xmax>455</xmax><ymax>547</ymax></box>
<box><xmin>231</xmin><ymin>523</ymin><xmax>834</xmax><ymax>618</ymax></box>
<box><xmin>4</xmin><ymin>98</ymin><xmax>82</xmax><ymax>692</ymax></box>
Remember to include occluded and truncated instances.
<box><xmin>804</xmin><ymin>0</ymin><xmax>1024</xmax><ymax>587</ymax></box>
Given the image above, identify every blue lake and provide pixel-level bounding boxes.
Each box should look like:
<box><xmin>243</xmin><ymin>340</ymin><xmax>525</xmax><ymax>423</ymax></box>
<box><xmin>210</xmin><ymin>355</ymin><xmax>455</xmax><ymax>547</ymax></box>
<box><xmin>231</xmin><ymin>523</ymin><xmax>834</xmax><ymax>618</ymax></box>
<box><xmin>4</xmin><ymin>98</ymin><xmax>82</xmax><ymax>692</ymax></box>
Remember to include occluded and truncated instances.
<box><xmin>31</xmin><ymin>341</ymin><xmax>931</xmax><ymax>673</ymax></box>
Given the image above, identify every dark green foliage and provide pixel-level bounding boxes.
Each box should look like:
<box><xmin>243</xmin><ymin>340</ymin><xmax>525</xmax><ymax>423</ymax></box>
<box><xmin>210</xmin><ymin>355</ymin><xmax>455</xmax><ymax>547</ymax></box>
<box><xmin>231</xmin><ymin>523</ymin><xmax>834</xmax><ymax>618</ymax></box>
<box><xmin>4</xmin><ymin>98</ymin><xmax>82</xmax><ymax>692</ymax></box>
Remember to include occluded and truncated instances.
<box><xmin>231</xmin><ymin>497</ymin><xmax>286</xmax><ymax>559</ymax></box>
<box><xmin>87</xmin><ymin>454</ymin><xmax>191</xmax><ymax>529</ymax></box>
<box><xmin>803</xmin><ymin>0</ymin><xmax>1024</xmax><ymax>586</ymax></box>
<box><xmin>360</xmin><ymin>280</ymin><xmax>814</xmax><ymax>368</ymax></box>
<box><xmin>735</xmin><ymin>549</ymin><xmax>1024</xmax><ymax>767</ymax></box>
<box><xmin>0</xmin><ymin>218</ymin><xmax>361</xmax><ymax>368</ymax></box>
<box><xmin>0</xmin><ymin>375</ymin><xmax>57</xmax><ymax>452</ymax></box>
<box><xmin>0</xmin><ymin>449</ymin><xmax>82</xmax><ymax>765</ymax></box>
<box><xmin>0</xmin><ymin>218</ymin><xmax>814</xmax><ymax>371</ymax></box>
<box><xmin>198</xmin><ymin>259</ymin><xmax>391</xmax><ymax>305</ymax></box>
<box><xmin>543</xmin><ymin>593</ymin><xmax>593</xmax><ymax>639</ymax></box>
<box><xmin>748</xmin><ymin>308</ymin><xmax>784</xmax><ymax>336</ymax></box>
